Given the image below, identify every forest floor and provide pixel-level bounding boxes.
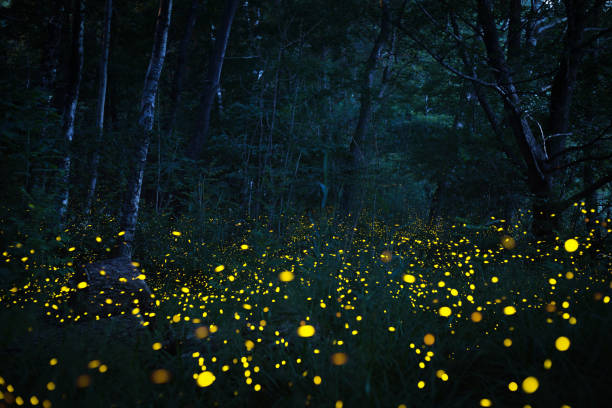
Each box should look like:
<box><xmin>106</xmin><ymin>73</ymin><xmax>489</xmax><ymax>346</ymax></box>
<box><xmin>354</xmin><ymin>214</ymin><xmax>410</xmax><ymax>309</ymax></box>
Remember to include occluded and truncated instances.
<box><xmin>0</xmin><ymin>214</ymin><xmax>611</xmax><ymax>408</ymax></box>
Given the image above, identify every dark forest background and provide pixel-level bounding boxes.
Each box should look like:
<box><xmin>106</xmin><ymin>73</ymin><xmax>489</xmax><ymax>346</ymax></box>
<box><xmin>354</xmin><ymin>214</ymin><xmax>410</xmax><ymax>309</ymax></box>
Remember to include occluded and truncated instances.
<box><xmin>0</xmin><ymin>0</ymin><xmax>611</xmax><ymax>252</ymax></box>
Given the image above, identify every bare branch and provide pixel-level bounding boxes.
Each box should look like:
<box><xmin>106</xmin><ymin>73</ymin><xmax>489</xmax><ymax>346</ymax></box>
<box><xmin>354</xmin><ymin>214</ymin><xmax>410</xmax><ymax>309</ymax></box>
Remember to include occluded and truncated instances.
<box><xmin>547</xmin><ymin>152</ymin><xmax>612</xmax><ymax>174</ymax></box>
<box><xmin>558</xmin><ymin>173</ymin><xmax>612</xmax><ymax>211</ymax></box>
<box><xmin>549</xmin><ymin>121</ymin><xmax>612</xmax><ymax>160</ymax></box>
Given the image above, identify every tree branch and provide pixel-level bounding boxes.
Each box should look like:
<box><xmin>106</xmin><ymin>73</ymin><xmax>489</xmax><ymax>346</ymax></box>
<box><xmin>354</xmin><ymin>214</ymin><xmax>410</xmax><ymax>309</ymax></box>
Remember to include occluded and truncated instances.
<box><xmin>547</xmin><ymin>152</ymin><xmax>612</xmax><ymax>174</ymax></box>
<box><xmin>558</xmin><ymin>173</ymin><xmax>612</xmax><ymax>211</ymax></box>
<box><xmin>549</xmin><ymin>121</ymin><xmax>612</xmax><ymax>160</ymax></box>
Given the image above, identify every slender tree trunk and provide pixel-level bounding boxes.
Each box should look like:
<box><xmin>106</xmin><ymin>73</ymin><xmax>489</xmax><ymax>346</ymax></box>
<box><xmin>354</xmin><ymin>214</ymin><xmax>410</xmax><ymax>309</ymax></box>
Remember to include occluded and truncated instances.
<box><xmin>85</xmin><ymin>0</ymin><xmax>112</xmax><ymax>214</ymax></box>
<box><xmin>58</xmin><ymin>0</ymin><xmax>85</xmax><ymax>221</ymax></box>
<box><xmin>166</xmin><ymin>0</ymin><xmax>200</xmax><ymax>138</ymax></box>
<box><xmin>186</xmin><ymin>0</ymin><xmax>239</xmax><ymax>160</ymax></box>
<box><xmin>118</xmin><ymin>0</ymin><xmax>172</xmax><ymax>258</ymax></box>
<box><xmin>346</xmin><ymin>0</ymin><xmax>391</xmax><ymax>213</ymax></box>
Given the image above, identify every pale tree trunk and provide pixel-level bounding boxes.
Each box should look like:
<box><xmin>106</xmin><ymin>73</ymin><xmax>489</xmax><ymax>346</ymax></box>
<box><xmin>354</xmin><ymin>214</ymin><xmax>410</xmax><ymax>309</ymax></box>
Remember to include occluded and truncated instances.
<box><xmin>186</xmin><ymin>0</ymin><xmax>239</xmax><ymax>159</ymax></box>
<box><xmin>119</xmin><ymin>0</ymin><xmax>173</xmax><ymax>258</ymax></box>
<box><xmin>346</xmin><ymin>0</ymin><xmax>391</xmax><ymax>214</ymax></box>
<box><xmin>58</xmin><ymin>0</ymin><xmax>85</xmax><ymax>221</ymax></box>
<box><xmin>85</xmin><ymin>0</ymin><xmax>112</xmax><ymax>214</ymax></box>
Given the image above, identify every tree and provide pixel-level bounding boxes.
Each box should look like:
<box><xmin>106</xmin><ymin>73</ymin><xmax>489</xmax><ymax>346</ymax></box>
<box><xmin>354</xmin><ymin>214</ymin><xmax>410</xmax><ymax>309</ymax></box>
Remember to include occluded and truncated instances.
<box><xmin>85</xmin><ymin>0</ymin><xmax>112</xmax><ymax>214</ymax></box>
<box><xmin>398</xmin><ymin>0</ymin><xmax>612</xmax><ymax>237</ymax></box>
<box><xmin>118</xmin><ymin>0</ymin><xmax>172</xmax><ymax>258</ymax></box>
<box><xmin>346</xmin><ymin>0</ymin><xmax>392</xmax><ymax>214</ymax></box>
<box><xmin>166</xmin><ymin>0</ymin><xmax>201</xmax><ymax>140</ymax></box>
<box><xmin>58</xmin><ymin>0</ymin><xmax>84</xmax><ymax>221</ymax></box>
<box><xmin>186</xmin><ymin>0</ymin><xmax>240</xmax><ymax>160</ymax></box>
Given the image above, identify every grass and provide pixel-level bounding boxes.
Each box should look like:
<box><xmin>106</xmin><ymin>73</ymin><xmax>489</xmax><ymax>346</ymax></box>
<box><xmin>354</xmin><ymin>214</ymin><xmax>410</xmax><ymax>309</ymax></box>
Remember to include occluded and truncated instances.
<box><xmin>0</xmin><ymin>212</ymin><xmax>611</xmax><ymax>408</ymax></box>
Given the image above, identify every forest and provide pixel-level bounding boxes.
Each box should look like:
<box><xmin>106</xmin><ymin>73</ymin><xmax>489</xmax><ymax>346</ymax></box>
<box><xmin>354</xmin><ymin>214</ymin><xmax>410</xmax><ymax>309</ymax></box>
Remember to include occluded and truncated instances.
<box><xmin>0</xmin><ymin>0</ymin><xmax>611</xmax><ymax>406</ymax></box>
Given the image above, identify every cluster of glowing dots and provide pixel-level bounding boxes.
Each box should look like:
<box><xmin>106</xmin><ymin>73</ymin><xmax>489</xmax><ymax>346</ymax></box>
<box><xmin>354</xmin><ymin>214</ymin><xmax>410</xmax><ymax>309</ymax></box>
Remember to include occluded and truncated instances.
<box><xmin>0</xmin><ymin>212</ymin><xmax>607</xmax><ymax>407</ymax></box>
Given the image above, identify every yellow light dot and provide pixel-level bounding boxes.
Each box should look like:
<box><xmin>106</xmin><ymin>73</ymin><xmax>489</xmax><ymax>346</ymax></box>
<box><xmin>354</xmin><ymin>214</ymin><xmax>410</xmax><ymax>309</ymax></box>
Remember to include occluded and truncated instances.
<box><xmin>181</xmin><ymin>287</ymin><xmax>189</xmax><ymax>294</ymax></box>
<box><xmin>151</xmin><ymin>369</ymin><xmax>171</xmax><ymax>384</ymax></box>
<box><xmin>508</xmin><ymin>382</ymin><xmax>518</xmax><ymax>391</ymax></box>
<box><xmin>403</xmin><ymin>274</ymin><xmax>416</xmax><ymax>283</ymax></box>
<box><xmin>77</xmin><ymin>281</ymin><xmax>88</xmax><ymax>289</ymax></box>
<box><xmin>245</xmin><ymin>340</ymin><xmax>255</xmax><ymax>351</ymax></box>
<box><xmin>555</xmin><ymin>336</ymin><xmax>570</xmax><ymax>351</ymax></box>
<box><xmin>313</xmin><ymin>375</ymin><xmax>322</xmax><ymax>385</ymax></box>
<box><xmin>417</xmin><ymin>380</ymin><xmax>425</xmax><ymax>389</ymax></box>
<box><xmin>195</xmin><ymin>326</ymin><xmax>209</xmax><ymax>339</ymax></box>
<box><xmin>49</xmin><ymin>358</ymin><xmax>58</xmax><ymax>366</ymax></box>
<box><xmin>240</xmin><ymin>244</ymin><xmax>249</xmax><ymax>250</ymax></box>
<box><xmin>388</xmin><ymin>326</ymin><xmax>396</xmax><ymax>332</ymax></box>
<box><xmin>543</xmin><ymin>359</ymin><xmax>552</xmax><ymax>369</ymax></box>
<box><xmin>214</xmin><ymin>265</ymin><xmax>225</xmax><ymax>272</ymax></box>
<box><xmin>471</xmin><ymin>311</ymin><xmax>483</xmax><ymax>322</ymax></box>
<box><xmin>480</xmin><ymin>398</ymin><xmax>492</xmax><ymax>407</ymax></box>
<box><xmin>87</xmin><ymin>360</ymin><xmax>101</xmax><ymax>369</ymax></box>
<box><xmin>503</xmin><ymin>306</ymin><xmax>516</xmax><ymax>315</ymax></box>
<box><xmin>521</xmin><ymin>376</ymin><xmax>539</xmax><ymax>394</ymax></box>
<box><xmin>279</xmin><ymin>271</ymin><xmax>295</xmax><ymax>282</ymax></box>
<box><xmin>171</xmin><ymin>231</ymin><xmax>181</xmax><ymax>236</ymax></box>
<box><xmin>197</xmin><ymin>371</ymin><xmax>216</xmax><ymax>387</ymax></box>
<box><xmin>564</xmin><ymin>238</ymin><xmax>578</xmax><ymax>252</ymax></box>
<box><xmin>438</xmin><ymin>307</ymin><xmax>452</xmax><ymax>317</ymax></box>
<box><xmin>152</xmin><ymin>342</ymin><xmax>162</xmax><ymax>350</ymax></box>
<box><xmin>46</xmin><ymin>382</ymin><xmax>55</xmax><ymax>391</ymax></box>
<box><xmin>335</xmin><ymin>401</ymin><xmax>344</xmax><ymax>408</ymax></box>
<box><xmin>423</xmin><ymin>333</ymin><xmax>435</xmax><ymax>346</ymax></box>
<box><xmin>503</xmin><ymin>338</ymin><xmax>512</xmax><ymax>347</ymax></box>
<box><xmin>501</xmin><ymin>235</ymin><xmax>516</xmax><ymax>250</ymax></box>
<box><xmin>95</xmin><ymin>236</ymin><xmax>102</xmax><ymax>243</ymax></box>
<box><xmin>297</xmin><ymin>325</ymin><xmax>315</xmax><ymax>337</ymax></box>
<box><xmin>491</xmin><ymin>276</ymin><xmax>498</xmax><ymax>283</ymax></box>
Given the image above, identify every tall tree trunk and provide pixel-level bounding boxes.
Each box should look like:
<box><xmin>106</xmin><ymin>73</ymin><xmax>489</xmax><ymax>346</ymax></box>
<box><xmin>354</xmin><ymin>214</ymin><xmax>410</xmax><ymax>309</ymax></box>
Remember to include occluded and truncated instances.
<box><xmin>477</xmin><ymin>0</ymin><xmax>598</xmax><ymax>237</ymax></box>
<box><xmin>118</xmin><ymin>0</ymin><xmax>172</xmax><ymax>258</ymax></box>
<box><xmin>85</xmin><ymin>0</ymin><xmax>112</xmax><ymax>214</ymax></box>
<box><xmin>166</xmin><ymin>0</ymin><xmax>200</xmax><ymax>139</ymax></box>
<box><xmin>478</xmin><ymin>0</ymin><xmax>557</xmax><ymax>237</ymax></box>
<box><xmin>186</xmin><ymin>0</ymin><xmax>239</xmax><ymax>160</ymax></box>
<box><xmin>58</xmin><ymin>0</ymin><xmax>85</xmax><ymax>221</ymax></box>
<box><xmin>546</xmin><ymin>1</ymin><xmax>586</xmax><ymax>169</ymax></box>
<box><xmin>345</xmin><ymin>0</ymin><xmax>391</xmax><ymax>214</ymax></box>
